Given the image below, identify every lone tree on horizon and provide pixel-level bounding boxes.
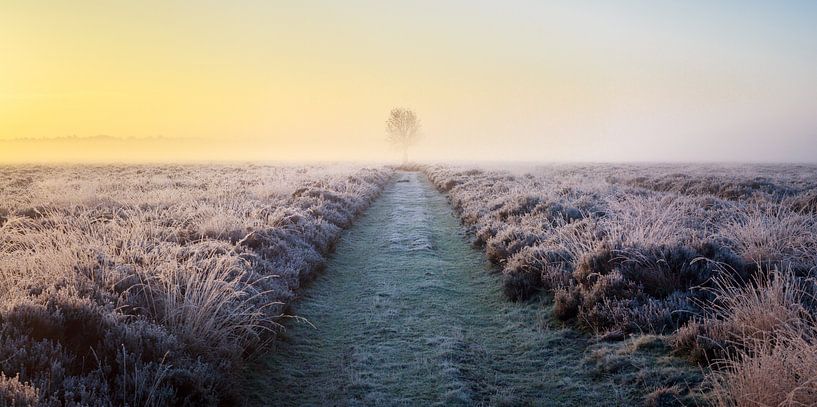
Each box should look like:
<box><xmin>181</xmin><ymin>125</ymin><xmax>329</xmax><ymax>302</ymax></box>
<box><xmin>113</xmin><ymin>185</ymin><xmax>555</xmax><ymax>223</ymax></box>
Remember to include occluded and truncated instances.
<box><xmin>385</xmin><ymin>107</ymin><xmax>421</xmax><ymax>164</ymax></box>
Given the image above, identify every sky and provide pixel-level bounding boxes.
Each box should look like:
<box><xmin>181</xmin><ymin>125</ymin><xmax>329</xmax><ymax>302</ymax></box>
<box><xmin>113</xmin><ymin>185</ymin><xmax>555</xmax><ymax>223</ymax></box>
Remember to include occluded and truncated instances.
<box><xmin>2</xmin><ymin>1</ymin><xmax>817</xmax><ymax>163</ymax></box>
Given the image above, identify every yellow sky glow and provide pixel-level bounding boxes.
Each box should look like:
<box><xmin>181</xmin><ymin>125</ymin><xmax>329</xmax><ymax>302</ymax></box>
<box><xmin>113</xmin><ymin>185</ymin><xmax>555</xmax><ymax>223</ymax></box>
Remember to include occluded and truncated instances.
<box><xmin>2</xmin><ymin>1</ymin><xmax>817</xmax><ymax>163</ymax></box>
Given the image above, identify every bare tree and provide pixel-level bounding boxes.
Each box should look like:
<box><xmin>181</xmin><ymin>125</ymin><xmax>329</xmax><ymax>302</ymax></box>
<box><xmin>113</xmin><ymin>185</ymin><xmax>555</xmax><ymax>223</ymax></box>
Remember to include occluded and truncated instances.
<box><xmin>385</xmin><ymin>107</ymin><xmax>421</xmax><ymax>163</ymax></box>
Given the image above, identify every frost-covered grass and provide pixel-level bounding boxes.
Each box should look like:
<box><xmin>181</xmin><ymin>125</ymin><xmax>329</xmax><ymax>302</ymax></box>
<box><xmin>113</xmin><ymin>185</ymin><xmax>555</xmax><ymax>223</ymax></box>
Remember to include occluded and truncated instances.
<box><xmin>425</xmin><ymin>163</ymin><xmax>817</xmax><ymax>405</ymax></box>
<box><xmin>243</xmin><ymin>172</ymin><xmax>692</xmax><ymax>406</ymax></box>
<box><xmin>0</xmin><ymin>164</ymin><xmax>392</xmax><ymax>405</ymax></box>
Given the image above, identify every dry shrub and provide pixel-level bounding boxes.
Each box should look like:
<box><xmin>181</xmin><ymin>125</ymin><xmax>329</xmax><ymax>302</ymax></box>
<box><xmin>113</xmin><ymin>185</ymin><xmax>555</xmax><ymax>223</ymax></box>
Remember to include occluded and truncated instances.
<box><xmin>501</xmin><ymin>245</ymin><xmax>572</xmax><ymax>300</ymax></box>
<box><xmin>0</xmin><ymin>373</ymin><xmax>39</xmax><ymax>407</ymax></box>
<box><xmin>547</xmin><ymin>217</ymin><xmax>605</xmax><ymax>263</ymax></box>
<box><xmin>496</xmin><ymin>195</ymin><xmax>541</xmax><ymax>221</ymax></box>
<box><xmin>474</xmin><ymin>223</ymin><xmax>502</xmax><ymax>247</ymax></box>
<box><xmin>195</xmin><ymin>211</ymin><xmax>248</xmax><ymax>243</ymax></box>
<box><xmin>553</xmin><ymin>286</ymin><xmax>581</xmax><ymax>321</ymax></box>
<box><xmin>567</xmin><ymin>243</ymin><xmax>747</xmax><ymax>335</ymax></box>
<box><xmin>0</xmin><ymin>292</ymin><xmax>198</xmax><ymax>406</ymax></box>
<box><xmin>602</xmin><ymin>193</ymin><xmax>700</xmax><ymax>248</ymax></box>
<box><xmin>709</xmin><ymin>332</ymin><xmax>817</xmax><ymax>407</ymax></box>
<box><xmin>503</xmin><ymin>217</ymin><xmax>604</xmax><ymax>303</ymax></box>
<box><xmin>485</xmin><ymin>226</ymin><xmax>545</xmax><ymax>264</ymax></box>
<box><xmin>141</xmin><ymin>253</ymin><xmax>274</xmax><ymax>359</ymax></box>
<box><xmin>612</xmin><ymin>243</ymin><xmax>748</xmax><ymax>298</ymax></box>
<box><xmin>611</xmin><ymin>165</ymin><xmax>811</xmax><ymax>202</ymax></box>
<box><xmin>709</xmin><ymin>269</ymin><xmax>812</xmax><ymax>347</ymax></box>
<box><xmin>785</xmin><ymin>189</ymin><xmax>817</xmax><ymax>213</ymax></box>
<box><xmin>716</xmin><ymin>205</ymin><xmax>817</xmax><ymax>273</ymax></box>
<box><xmin>671</xmin><ymin>269</ymin><xmax>817</xmax><ymax>406</ymax></box>
<box><xmin>501</xmin><ymin>268</ymin><xmax>543</xmax><ymax>302</ymax></box>
<box><xmin>674</xmin><ymin>268</ymin><xmax>814</xmax><ymax>363</ymax></box>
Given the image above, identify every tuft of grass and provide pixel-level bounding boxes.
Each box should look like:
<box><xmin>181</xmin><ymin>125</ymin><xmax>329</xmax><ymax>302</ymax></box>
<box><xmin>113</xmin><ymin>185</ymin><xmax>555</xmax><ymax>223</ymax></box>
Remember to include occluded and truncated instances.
<box><xmin>716</xmin><ymin>204</ymin><xmax>817</xmax><ymax>273</ymax></box>
<box><xmin>708</xmin><ymin>331</ymin><xmax>817</xmax><ymax>407</ymax></box>
<box><xmin>141</xmin><ymin>253</ymin><xmax>276</xmax><ymax>358</ymax></box>
<box><xmin>675</xmin><ymin>268</ymin><xmax>815</xmax><ymax>360</ymax></box>
<box><xmin>0</xmin><ymin>373</ymin><xmax>39</xmax><ymax>406</ymax></box>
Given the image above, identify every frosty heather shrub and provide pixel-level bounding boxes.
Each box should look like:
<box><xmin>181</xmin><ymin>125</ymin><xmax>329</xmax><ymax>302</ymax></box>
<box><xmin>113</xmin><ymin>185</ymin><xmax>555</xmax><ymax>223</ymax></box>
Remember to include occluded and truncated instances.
<box><xmin>502</xmin><ymin>245</ymin><xmax>572</xmax><ymax>300</ymax></box>
<box><xmin>0</xmin><ymin>164</ymin><xmax>392</xmax><ymax>405</ymax></box>
<box><xmin>677</xmin><ymin>269</ymin><xmax>817</xmax><ymax>406</ymax></box>
<box><xmin>424</xmin><ymin>163</ymin><xmax>817</xmax><ymax>402</ymax></box>
<box><xmin>786</xmin><ymin>189</ymin><xmax>817</xmax><ymax>214</ymax></box>
<box><xmin>608</xmin><ymin>164</ymin><xmax>817</xmax><ymax>202</ymax></box>
<box><xmin>709</xmin><ymin>331</ymin><xmax>817</xmax><ymax>407</ymax></box>
<box><xmin>0</xmin><ymin>373</ymin><xmax>39</xmax><ymax>407</ymax></box>
<box><xmin>716</xmin><ymin>204</ymin><xmax>817</xmax><ymax>273</ymax></box>
<box><xmin>485</xmin><ymin>226</ymin><xmax>546</xmax><ymax>264</ymax></box>
<box><xmin>553</xmin><ymin>285</ymin><xmax>581</xmax><ymax>321</ymax></box>
<box><xmin>601</xmin><ymin>193</ymin><xmax>702</xmax><ymax>248</ymax></box>
<box><xmin>549</xmin><ymin>241</ymin><xmax>746</xmax><ymax>335</ymax></box>
<box><xmin>141</xmin><ymin>252</ymin><xmax>270</xmax><ymax>359</ymax></box>
<box><xmin>673</xmin><ymin>268</ymin><xmax>815</xmax><ymax>362</ymax></box>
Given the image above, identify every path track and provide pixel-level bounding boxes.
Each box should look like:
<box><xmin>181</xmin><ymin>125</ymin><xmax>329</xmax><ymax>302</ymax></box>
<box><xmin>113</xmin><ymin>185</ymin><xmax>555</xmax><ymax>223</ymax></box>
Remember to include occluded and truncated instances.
<box><xmin>242</xmin><ymin>172</ymin><xmax>632</xmax><ymax>406</ymax></box>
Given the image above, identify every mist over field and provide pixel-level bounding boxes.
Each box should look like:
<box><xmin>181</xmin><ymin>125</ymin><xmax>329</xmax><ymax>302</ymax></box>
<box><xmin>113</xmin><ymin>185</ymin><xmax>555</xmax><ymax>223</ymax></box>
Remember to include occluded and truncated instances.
<box><xmin>3</xmin><ymin>1</ymin><xmax>817</xmax><ymax>163</ymax></box>
<box><xmin>0</xmin><ymin>136</ymin><xmax>340</xmax><ymax>164</ymax></box>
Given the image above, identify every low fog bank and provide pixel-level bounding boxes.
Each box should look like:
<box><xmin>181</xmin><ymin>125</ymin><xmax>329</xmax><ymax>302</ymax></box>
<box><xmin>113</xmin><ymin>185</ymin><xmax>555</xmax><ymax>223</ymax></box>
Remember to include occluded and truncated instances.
<box><xmin>0</xmin><ymin>136</ymin><xmax>385</xmax><ymax>165</ymax></box>
<box><xmin>2</xmin><ymin>134</ymin><xmax>816</xmax><ymax>165</ymax></box>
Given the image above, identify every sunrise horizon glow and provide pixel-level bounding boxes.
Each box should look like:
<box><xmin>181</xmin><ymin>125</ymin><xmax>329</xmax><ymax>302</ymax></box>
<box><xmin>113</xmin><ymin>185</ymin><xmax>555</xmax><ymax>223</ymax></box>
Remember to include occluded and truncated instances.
<box><xmin>2</xmin><ymin>1</ymin><xmax>817</xmax><ymax>163</ymax></box>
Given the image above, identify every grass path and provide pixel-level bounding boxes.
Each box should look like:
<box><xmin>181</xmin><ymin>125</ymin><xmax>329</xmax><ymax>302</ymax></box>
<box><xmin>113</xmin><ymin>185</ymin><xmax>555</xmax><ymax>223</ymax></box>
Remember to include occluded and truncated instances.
<box><xmin>241</xmin><ymin>172</ymin><xmax>645</xmax><ymax>406</ymax></box>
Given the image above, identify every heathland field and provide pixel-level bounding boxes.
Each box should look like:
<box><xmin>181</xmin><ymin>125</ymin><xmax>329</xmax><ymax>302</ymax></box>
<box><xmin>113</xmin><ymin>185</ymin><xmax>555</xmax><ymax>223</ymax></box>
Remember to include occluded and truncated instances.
<box><xmin>426</xmin><ymin>164</ymin><xmax>817</xmax><ymax>406</ymax></box>
<box><xmin>2</xmin><ymin>164</ymin><xmax>816</xmax><ymax>406</ymax></box>
<box><xmin>241</xmin><ymin>172</ymin><xmax>696</xmax><ymax>406</ymax></box>
<box><xmin>0</xmin><ymin>165</ymin><xmax>391</xmax><ymax>405</ymax></box>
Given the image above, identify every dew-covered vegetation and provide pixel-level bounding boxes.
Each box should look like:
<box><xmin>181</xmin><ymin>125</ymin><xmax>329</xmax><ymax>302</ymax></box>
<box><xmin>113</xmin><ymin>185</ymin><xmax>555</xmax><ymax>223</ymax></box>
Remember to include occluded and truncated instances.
<box><xmin>0</xmin><ymin>164</ymin><xmax>391</xmax><ymax>405</ymax></box>
<box><xmin>425</xmin><ymin>163</ymin><xmax>817</xmax><ymax>405</ymax></box>
<box><xmin>3</xmin><ymin>162</ymin><xmax>815</xmax><ymax>406</ymax></box>
<box><xmin>243</xmin><ymin>172</ymin><xmax>698</xmax><ymax>406</ymax></box>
